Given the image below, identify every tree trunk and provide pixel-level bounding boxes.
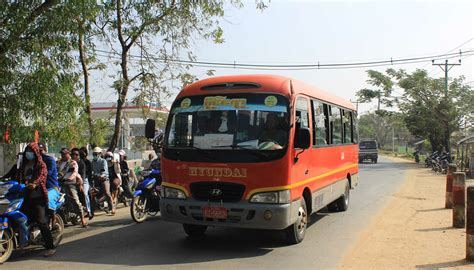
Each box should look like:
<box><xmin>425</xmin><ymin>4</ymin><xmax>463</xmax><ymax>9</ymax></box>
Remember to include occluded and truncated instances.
<box><xmin>78</xmin><ymin>30</ymin><xmax>94</xmax><ymax>145</ymax></box>
<box><xmin>108</xmin><ymin>48</ymin><xmax>130</xmax><ymax>151</ymax></box>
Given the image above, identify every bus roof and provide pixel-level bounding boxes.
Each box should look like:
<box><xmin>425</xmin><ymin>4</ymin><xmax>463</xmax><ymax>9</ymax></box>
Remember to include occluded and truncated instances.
<box><xmin>177</xmin><ymin>74</ymin><xmax>355</xmax><ymax>111</ymax></box>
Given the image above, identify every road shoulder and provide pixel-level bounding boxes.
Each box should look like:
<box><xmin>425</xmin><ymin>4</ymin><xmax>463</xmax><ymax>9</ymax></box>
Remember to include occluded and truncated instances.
<box><xmin>340</xmin><ymin>156</ymin><xmax>473</xmax><ymax>269</ymax></box>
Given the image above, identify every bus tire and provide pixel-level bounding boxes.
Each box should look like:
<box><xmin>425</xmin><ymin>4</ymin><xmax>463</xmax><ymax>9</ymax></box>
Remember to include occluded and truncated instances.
<box><xmin>327</xmin><ymin>180</ymin><xmax>350</xmax><ymax>212</ymax></box>
<box><xmin>183</xmin><ymin>224</ymin><xmax>207</xmax><ymax>238</ymax></box>
<box><xmin>285</xmin><ymin>197</ymin><xmax>308</xmax><ymax>245</ymax></box>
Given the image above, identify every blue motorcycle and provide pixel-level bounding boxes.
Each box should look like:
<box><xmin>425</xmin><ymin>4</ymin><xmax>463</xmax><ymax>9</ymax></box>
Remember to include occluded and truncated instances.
<box><xmin>0</xmin><ymin>181</ymin><xmax>65</xmax><ymax>264</ymax></box>
<box><xmin>130</xmin><ymin>169</ymin><xmax>161</xmax><ymax>223</ymax></box>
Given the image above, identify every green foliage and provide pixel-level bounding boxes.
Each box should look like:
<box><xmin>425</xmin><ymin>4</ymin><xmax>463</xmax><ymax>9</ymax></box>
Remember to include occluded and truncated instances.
<box><xmin>397</xmin><ymin>69</ymin><xmax>473</xmax><ymax>152</ymax></box>
<box><xmin>357</xmin><ymin>69</ymin><xmax>396</xmax><ymax>110</ymax></box>
<box><xmin>0</xmin><ymin>1</ymin><xmax>86</xmax><ymax>144</ymax></box>
<box><xmin>358</xmin><ymin>112</ymin><xmax>409</xmax><ymax>148</ymax></box>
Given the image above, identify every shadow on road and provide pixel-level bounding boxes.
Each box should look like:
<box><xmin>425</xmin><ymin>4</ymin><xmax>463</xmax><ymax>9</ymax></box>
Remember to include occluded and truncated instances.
<box><xmin>6</xmin><ymin>208</ymin><xmax>337</xmax><ymax>267</ymax></box>
<box><xmin>416</xmin><ymin>259</ymin><xmax>472</xmax><ymax>269</ymax></box>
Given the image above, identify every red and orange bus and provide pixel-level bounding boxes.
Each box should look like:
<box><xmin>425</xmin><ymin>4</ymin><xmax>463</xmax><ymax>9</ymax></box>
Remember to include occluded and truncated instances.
<box><xmin>146</xmin><ymin>74</ymin><xmax>358</xmax><ymax>244</ymax></box>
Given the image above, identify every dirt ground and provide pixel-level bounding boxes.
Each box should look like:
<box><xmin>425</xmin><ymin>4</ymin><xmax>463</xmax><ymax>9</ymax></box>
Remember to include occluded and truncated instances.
<box><xmin>340</xmin><ymin>157</ymin><xmax>474</xmax><ymax>270</ymax></box>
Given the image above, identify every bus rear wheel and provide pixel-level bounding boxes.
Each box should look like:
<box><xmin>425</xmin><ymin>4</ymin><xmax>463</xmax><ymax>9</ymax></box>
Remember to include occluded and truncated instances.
<box><xmin>183</xmin><ymin>224</ymin><xmax>207</xmax><ymax>238</ymax></box>
<box><xmin>327</xmin><ymin>180</ymin><xmax>350</xmax><ymax>212</ymax></box>
<box><xmin>285</xmin><ymin>197</ymin><xmax>307</xmax><ymax>245</ymax></box>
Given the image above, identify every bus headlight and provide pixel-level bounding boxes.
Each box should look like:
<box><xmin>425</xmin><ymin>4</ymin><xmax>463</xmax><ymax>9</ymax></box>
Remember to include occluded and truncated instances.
<box><xmin>249</xmin><ymin>190</ymin><xmax>290</xmax><ymax>204</ymax></box>
<box><xmin>163</xmin><ymin>187</ymin><xmax>187</xmax><ymax>199</ymax></box>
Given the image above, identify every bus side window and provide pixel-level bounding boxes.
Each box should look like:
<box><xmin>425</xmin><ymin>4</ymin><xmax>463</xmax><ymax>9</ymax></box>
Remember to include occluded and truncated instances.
<box><xmin>295</xmin><ymin>97</ymin><xmax>310</xmax><ymax>148</ymax></box>
<box><xmin>323</xmin><ymin>104</ymin><xmax>331</xmax><ymax>144</ymax></box>
<box><xmin>331</xmin><ymin>106</ymin><xmax>342</xmax><ymax>145</ymax></box>
<box><xmin>343</xmin><ymin>110</ymin><xmax>352</xmax><ymax>144</ymax></box>
<box><xmin>311</xmin><ymin>100</ymin><xmax>328</xmax><ymax>146</ymax></box>
<box><xmin>352</xmin><ymin>112</ymin><xmax>359</xmax><ymax>143</ymax></box>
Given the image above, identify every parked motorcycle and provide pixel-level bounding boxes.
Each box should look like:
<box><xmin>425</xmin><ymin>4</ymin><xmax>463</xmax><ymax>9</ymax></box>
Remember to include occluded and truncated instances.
<box><xmin>413</xmin><ymin>150</ymin><xmax>420</xmax><ymax>163</ymax></box>
<box><xmin>0</xmin><ymin>181</ymin><xmax>65</xmax><ymax>264</ymax></box>
<box><xmin>130</xmin><ymin>169</ymin><xmax>161</xmax><ymax>223</ymax></box>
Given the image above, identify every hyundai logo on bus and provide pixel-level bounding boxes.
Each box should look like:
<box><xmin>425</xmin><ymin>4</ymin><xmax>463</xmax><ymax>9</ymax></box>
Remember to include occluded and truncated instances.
<box><xmin>210</xmin><ymin>189</ymin><xmax>223</xmax><ymax>196</ymax></box>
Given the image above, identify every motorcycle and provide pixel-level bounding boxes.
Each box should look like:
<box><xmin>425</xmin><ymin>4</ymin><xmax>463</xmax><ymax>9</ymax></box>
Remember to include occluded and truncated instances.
<box><xmin>57</xmin><ymin>189</ymin><xmax>83</xmax><ymax>226</ymax></box>
<box><xmin>413</xmin><ymin>150</ymin><xmax>420</xmax><ymax>163</ymax></box>
<box><xmin>130</xmin><ymin>169</ymin><xmax>161</xmax><ymax>223</ymax></box>
<box><xmin>0</xmin><ymin>181</ymin><xmax>65</xmax><ymax>264</ymax></box>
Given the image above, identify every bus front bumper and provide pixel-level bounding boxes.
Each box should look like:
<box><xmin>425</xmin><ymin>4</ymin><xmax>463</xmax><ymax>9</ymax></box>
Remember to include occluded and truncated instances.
<box><xmin>159</xmin><ymin>198</ymin><xmax>301</xmax><ymax>230</ymax></box>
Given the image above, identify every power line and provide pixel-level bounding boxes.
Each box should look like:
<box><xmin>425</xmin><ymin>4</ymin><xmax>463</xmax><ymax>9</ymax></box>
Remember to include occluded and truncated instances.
<box><xmin>94</xmin><ymin>49</ymin><xmax>473</xmax><ymax>70</ymax></box>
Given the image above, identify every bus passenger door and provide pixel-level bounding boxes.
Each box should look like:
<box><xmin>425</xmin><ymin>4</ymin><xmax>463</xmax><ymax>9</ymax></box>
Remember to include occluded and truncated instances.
<box><xmin>292</xmin><ymin>97</ymin><xmax>311</xmax><ymax>195</ymax></box>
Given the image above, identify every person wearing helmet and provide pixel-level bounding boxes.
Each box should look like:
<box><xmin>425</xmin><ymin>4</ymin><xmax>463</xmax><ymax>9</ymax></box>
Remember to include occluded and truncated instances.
<box><xmin>118</xmin><ymin>150</ymin><xmax>133</xmax><ymax>199</ymax></box>
<box><xmin>91</xmin><ymin>147</ymin><xmax>114</xmax><ymax>214</ymax></box>
<box><xmin>104</xmin><ymin>151</ymin><xmax>121</xmax><ymax>213</ymax></box>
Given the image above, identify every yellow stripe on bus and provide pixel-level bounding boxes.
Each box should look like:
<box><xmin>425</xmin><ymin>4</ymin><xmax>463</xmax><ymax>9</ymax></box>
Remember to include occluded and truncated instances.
<box><xmin>245</xmin><ymin>163</ymin><xmax>358</xmax><ymax>199</ymax></box>
<box><xmin>163</xmin><ymin>163</ymin><xmax>358</xmax><ymax>200</ymax></box>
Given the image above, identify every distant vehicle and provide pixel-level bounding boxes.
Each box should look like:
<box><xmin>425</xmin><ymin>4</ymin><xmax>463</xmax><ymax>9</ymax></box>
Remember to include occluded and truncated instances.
<box><xmin>359</xmin><ymin>140</ymin><xmax>378</xmax><ymax>163</ymax></box>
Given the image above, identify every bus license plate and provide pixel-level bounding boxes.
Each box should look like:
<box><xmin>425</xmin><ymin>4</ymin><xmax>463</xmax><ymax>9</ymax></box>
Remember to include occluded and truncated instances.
<box><xmin>202</xmin><ymin>206</ymin><xmax>227</xmax><ymax>219</ymax></box>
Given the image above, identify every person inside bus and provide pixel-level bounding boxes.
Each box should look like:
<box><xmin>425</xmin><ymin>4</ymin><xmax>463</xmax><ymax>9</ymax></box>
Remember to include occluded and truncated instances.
<box><xmin>258</xmin><ymin>113</ymin><xmax>287</xmax><ymax>150</ymax></box>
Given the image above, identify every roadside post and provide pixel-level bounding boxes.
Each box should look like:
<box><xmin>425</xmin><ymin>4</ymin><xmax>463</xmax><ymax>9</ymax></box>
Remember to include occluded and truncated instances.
<box><xmin>452</xmin><ymin>172</ymin><xmax>466</xmax><ymax>228</ymax></box>
<box><xmin>445</xmin><ymin>164</ymin><xmax>457</xmax><ymax>209</ymax></box>
<box><xmin>467</xmin><ymin>186</ymin><xmax>474</xmax><ymax>261</ymax></box>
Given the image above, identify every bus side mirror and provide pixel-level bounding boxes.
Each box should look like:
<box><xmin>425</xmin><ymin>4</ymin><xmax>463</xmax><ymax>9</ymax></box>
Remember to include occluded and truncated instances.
<box><xmin>145</xmin><ymin>119</ymin><xmax>156</xmax><ymax>139</ymax></box>
<box><xmin>295</xmin><ymin>127</ymin><xmax>311</xmax><ymax>149</ymax></box>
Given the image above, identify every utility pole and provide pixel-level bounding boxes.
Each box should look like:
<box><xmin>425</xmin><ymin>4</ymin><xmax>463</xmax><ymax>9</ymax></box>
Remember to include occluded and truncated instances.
<box><xmin>392</xmin><ymin>126</ymin><xmax>395</xmax><ymax>154</ymax></box>
<box><xmin>432</xmin><ymin>59</ymin><xmax>461</xmax><ymax>153</ymax></box>
<box><xmin>350</xmin><ymin>99</ymin><xmax>359</xmax><ymax>113</ymax></box>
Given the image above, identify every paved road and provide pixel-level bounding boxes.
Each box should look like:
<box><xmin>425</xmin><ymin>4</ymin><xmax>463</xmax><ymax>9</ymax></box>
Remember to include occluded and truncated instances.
<box><xmin>2</xmin><ymin>156</ymin><xmax>415</xmax><ymax>270</ymax></box>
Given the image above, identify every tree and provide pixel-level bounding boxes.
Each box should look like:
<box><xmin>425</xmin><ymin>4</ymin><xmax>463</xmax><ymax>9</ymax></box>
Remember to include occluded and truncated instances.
<box><xmin>74</xmin><ymin>2</ymin><xmax>103</xmax><ymax>146</ymax></box>
<box><xmin>97</xmin><ymin>1</ymin><xmax>267</xmax><ymax>151</ymax></box>
<box><xmin>358</xmin><ymin>112</ymin><xmax>407</xmax><ymax>149</ymax></box>
<box><xmin>397</xmin><ymin>69</ymin><xmax>473</xmax><ymax>152</ymax></box>
<box><xmin>0</xmin><ymin>1</ymin><xmax>85</xmax><ymax>144</ymax></box>
<box><xmin>357</xmin><ymin>69</ymin><xmax>396</xmax><ymax>112</ymax></box>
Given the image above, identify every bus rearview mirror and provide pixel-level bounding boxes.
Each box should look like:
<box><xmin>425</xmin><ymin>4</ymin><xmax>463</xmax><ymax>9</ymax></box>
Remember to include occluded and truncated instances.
<box><xmin>296</xmin><ymin>127</ymin><xmax>311</xmax><ymax>149</ymax></box>
<box><xmin>145</xmin><ymin>119</ymin><xmax>156</xmax><ymax>139</ymax></box>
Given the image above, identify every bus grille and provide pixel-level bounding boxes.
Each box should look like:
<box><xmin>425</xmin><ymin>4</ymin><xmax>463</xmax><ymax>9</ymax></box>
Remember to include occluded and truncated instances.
<box><xmin>190</xmin><ymin>182</ymin><xmax>245</xmax><ymax>202</ymax></box>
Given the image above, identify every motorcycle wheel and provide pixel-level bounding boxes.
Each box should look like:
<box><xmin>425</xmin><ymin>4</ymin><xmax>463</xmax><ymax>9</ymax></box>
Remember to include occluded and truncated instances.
<box><xmin>68</xmin><ymin>210</ymin><xmax>81</xmax><ymax>226</ymax></box>
<box><xmin>131</xmin><ymin>196</ymin><xmax>148</xmax><ymax>223</ymax></box>
<box><xmin>51</xmin><ymin>214</ymin><xmax>64</xmax><ymax>248</ymax></box>
<box><xmin>0</xmin><ymin>228</ymin><xmax>14</xmax><ymax>264</ymax></box>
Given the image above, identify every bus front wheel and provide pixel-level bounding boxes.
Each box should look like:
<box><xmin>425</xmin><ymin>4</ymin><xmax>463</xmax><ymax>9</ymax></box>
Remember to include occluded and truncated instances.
<box><xmin>285</xmin><ymin>197</ymin><xmax>307</xmax><ymax>245</ymax></box>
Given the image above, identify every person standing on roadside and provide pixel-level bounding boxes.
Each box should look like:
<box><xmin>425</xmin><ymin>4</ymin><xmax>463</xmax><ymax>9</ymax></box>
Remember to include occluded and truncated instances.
<box><xmin>104</xmin><ymin>151</ymin><xmax>121</xmax><ymax>213</ymax></box>
<box><xmin>16</xmin><ymin>142</ymin><xmax>56</xmax><ymax>257</ymax></box>
<box><xmin>91</xmin><ymin>147</ymin><xmax>114</xmax><ymax>214</ymax></box>
<box><xmin>71</xmin><ymin>148</ymin><xmax>92</xmax><ymax>220</ymax></box>
<box><xmin>57</xmin><ymin>148</ymin><xmax>87</xmax><ymax>227</ymax></box>
<box><xmin>79</xmin><ymin>147</ymin><xmax>93</xmax><ymax>220</ymax></box>
<box><xmin>118</xmin><ymin>150</ymin><xmax>133</xmax><ymax>199</ymax></box>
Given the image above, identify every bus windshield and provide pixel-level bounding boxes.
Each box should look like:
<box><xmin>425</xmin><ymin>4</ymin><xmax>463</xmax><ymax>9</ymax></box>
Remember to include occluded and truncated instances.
<box><xmin>166</xmin><ymin>93</ymin><xmax>289</xmax><ymax>151</ymax></box>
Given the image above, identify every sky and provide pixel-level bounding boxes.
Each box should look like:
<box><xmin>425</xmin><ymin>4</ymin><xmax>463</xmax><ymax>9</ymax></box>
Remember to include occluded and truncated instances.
<box><xmin>90</xmin><ymin>0</ymin><xmax>473</xmax><ymax>114</ymax></box>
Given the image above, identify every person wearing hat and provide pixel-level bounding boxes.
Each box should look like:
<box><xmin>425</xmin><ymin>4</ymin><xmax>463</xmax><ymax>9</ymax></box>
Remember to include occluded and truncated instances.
<box><xmin>57</xmin><ymin>148</ymin><xmax>87</xmax><ymax>227</ymax></box>
<box><xmin>91</xmin><ymin>147</ymin><xmax>114</xmax><ymax>214</ymax></box>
